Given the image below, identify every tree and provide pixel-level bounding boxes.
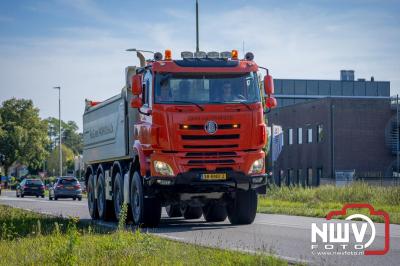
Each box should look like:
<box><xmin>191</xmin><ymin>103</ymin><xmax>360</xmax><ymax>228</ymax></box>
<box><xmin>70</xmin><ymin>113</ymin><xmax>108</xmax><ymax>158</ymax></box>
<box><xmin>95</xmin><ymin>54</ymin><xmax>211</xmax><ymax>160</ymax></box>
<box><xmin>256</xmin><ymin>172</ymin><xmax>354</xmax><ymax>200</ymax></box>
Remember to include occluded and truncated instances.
<box><xmin>44</xmin><ymin>118</ymin><xmax>83</xmax><ymax>154</ymax></box>
<box><xmin>0</xmin><ymin>98</ymin><xmax>49</xmax><ymax>175</ymax></box>
<box><xmin>46</xmin><ymin>144</ymin><xmax>74</xmax><ymax>176</ymax></box>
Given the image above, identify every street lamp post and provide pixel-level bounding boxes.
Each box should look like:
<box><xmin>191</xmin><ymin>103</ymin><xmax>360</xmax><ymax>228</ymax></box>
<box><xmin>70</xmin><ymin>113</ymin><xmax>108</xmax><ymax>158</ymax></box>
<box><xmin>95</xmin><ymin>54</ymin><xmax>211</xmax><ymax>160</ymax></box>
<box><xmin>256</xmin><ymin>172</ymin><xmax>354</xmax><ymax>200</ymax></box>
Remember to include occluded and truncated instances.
<box><xmin>53</xmin><ymin>86</ymin><xmax>62</xmax><ymax>177</ymax></box>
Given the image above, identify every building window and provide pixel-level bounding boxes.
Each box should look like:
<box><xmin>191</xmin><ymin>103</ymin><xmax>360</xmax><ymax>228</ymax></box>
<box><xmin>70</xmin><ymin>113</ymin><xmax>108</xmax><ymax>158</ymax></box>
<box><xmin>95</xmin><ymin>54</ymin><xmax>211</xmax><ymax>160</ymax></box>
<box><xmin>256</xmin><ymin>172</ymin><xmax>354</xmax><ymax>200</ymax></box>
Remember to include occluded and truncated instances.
<box><xmin>297</xmin><ymin>169</ymin><xmax>303</xmax><ymax>186</ymax></box>
<box><xmin>279</xmin><ymin>169</ymin><xmax>285</xmax><ymax>186</ymax></box>
<box><xmin>307</xmin><ymin>168</ymin><xmax>313</xmax><ymax>186</ymax></box>
<box><xmin>288</xmin><ymin>169</ymin><xmax>294</xmax><ymax>186</ymax></box>
<box><xmin>317</xmin><ymin>168</ymin><xmax>323</xmax><ymax>186</ymax></box>
<box><xmin>298</xmin><ymin>128</ymin><xmax>303</xmax><ymax>144</ymax></box>
<box><xmin>317</xmin><ymin>124</ymin><xmax>323</xmax><ymax>143</ymax></box>
<box><xmin>307</xmin><ymin>128</ymin><xmax>312</xmax><ymax>143</ymax></box>
<box><xmin>288</xmin><ymin>128</ymin><xmax>293</xmax><ymax>145</ymax></box>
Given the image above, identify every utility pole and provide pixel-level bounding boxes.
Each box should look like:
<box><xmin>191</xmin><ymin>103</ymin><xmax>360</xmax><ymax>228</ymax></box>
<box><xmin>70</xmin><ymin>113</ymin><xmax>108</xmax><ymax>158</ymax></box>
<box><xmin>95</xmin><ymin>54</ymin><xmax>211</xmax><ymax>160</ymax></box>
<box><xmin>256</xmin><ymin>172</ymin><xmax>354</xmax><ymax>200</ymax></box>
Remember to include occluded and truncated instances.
<box><xmin>397</xmin><ymin>94</ymin><xmax>399</xmax><ymax>185</ymax></box>
<box><xmin>53</xmin><ymin>86</ymin><xmax>62</xmax><ymax>177</ymax></box>
<box><xmin>196</xmin><ymin>0</ymin><xmax>200</xmax><ymax>52</ymax></box>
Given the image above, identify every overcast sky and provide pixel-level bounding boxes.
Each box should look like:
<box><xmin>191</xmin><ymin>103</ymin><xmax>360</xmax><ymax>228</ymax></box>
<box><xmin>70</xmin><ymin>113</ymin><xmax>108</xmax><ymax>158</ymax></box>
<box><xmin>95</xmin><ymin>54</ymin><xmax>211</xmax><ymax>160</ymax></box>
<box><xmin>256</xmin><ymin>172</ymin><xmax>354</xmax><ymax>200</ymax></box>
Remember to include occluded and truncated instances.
<box><xmin>0</xmin><ymin>0</ymin><xmax>399</xmax><ymax>130</ymax></box>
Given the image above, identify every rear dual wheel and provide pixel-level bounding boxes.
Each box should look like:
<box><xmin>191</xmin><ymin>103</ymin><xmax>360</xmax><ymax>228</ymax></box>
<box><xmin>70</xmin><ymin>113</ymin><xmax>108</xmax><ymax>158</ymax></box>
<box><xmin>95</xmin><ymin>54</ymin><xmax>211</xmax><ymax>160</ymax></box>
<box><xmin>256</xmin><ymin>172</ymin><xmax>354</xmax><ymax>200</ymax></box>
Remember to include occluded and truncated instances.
<box><xmin>181</xmin><ymin>206</ymin><xmax>203</xmax><ymax>220</ymax></box>
<box><xmin>97</xmin><ymin>172</ymin><xmax>115</xmax><ymax>221</ymax></box>
<box><xmin>87</xmin><ymin>174</ymin><xmax>98</xmax><ymax>219</ymax></box>
<box><xmin>203</xmin><ymin>203</ymin><xmax>227</xmax><ymax>222</ymax></box>
<box><xmin>113</xmin><ymin>172</ymin><xmax>125</xmax><ymax>221</ymax></box>
<box><xmin>166</xmin><ymin>204</ymin><xmax>182</xmax><ymax>218</ymax></box>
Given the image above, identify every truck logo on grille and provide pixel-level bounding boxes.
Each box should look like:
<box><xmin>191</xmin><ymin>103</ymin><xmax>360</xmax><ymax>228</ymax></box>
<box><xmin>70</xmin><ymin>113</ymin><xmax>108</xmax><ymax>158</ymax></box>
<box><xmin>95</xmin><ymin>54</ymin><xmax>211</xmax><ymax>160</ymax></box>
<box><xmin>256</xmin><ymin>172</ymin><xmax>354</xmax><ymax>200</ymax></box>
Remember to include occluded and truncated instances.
<box><xmin>205</xmin><ymin>121</ymin><xmax>218</xmax><ymax>134</ymax></box>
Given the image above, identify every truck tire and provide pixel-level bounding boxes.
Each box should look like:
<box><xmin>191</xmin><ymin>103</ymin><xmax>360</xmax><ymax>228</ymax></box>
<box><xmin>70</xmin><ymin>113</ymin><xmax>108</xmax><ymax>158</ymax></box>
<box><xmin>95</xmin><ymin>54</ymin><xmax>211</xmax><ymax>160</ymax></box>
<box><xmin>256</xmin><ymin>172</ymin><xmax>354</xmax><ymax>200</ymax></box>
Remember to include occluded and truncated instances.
<box><xmin>97</xmin><ymin>172</ymin><xmax>115</xmax><ymax>221</ymax></box>
<box><xmin>130</xmin><ymin>171</ymin><xmax>161</xmax><ymax>227</ymax></box>
<box><xmin>227</xmin><ymin>189</ymin><xmax>257</xmax><ymax>225</ymax></box>
<box><xmin>88</xmin><ymin>174</ymin><xmax>98</xmax><ymax>219</ymax></box>
<box><xmin>166</xmin><ymin>204</ymin><xmax>182</xmax><ymax>218</ymax></box>
<box><xmin>182</xmin><ymin>206</ymin><xmax>203</xmax><ymax>219</ymax></box>
<box><xmin>203</xmin><ymin>203</ymin><xmax>227</xmax><ymax>222</ymax></box>
<box><xmin>113</xmin><ymin>172</ymin><xmax>124</xmax><ymax>220</ymax></box>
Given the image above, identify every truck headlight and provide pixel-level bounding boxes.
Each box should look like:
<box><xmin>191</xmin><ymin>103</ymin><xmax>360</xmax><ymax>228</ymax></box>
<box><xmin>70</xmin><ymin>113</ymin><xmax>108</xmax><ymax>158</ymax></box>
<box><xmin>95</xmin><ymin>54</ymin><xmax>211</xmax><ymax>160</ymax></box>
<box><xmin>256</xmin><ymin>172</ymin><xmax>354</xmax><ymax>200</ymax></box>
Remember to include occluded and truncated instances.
<box><xmin>248</xmin><ymin>158</ymin><xmax>264</xmax><ymax>174</ymax></box>
<box><xmin>154</xmin><ymin>161</ymin><xmax>174</xmax><ymax>176</ymax></box>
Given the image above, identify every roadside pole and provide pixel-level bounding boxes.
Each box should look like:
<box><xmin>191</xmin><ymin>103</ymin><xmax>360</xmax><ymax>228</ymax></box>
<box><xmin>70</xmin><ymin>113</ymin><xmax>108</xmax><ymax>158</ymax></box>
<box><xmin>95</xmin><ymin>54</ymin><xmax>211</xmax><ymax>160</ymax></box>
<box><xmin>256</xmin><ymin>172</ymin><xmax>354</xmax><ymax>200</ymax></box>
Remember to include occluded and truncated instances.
<box><xmin>397</xmin><ymin>94</ymin><xmax>399</xmax><ymax>185</ymax></box>
<box><xmin>53</xmin><ymin>86</ymin><xmax>62</xmax><ymax>177</ymax></box>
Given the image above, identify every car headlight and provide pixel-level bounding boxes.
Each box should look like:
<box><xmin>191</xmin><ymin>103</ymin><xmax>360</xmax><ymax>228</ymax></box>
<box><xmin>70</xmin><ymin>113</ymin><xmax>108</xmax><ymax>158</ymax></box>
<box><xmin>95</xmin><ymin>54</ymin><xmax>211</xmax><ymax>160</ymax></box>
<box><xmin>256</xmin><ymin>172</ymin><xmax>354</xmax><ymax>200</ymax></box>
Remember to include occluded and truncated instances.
<box><xmin>249</xmin><ymin>158</ymin><xmax>264</xmax><ymax>174</ymax></box>
<box><xmin>154</xmin><ymin>161</ymin><xmax>174</xmax><ymax>176</ymax></box>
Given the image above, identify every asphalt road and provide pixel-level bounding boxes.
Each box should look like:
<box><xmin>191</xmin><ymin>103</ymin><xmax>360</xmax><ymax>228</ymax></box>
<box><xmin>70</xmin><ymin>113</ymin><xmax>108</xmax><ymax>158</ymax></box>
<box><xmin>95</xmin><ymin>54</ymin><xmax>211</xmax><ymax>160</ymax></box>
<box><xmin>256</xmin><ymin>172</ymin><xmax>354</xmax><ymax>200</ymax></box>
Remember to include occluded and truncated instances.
<box><xmin>1</xmin><ymin>190</ymin><xmax>399</xmax><ymax>266</ymax></box>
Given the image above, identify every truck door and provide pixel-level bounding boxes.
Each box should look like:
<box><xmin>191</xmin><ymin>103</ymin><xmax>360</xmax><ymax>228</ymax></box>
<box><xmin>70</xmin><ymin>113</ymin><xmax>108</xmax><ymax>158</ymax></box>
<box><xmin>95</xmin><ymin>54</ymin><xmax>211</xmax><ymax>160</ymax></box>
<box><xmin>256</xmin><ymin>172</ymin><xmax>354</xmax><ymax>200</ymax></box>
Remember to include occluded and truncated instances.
<box><xmin>137</xmin><ymin>69</ymin><xmax>153</xmax><ymax>150</ymax></box>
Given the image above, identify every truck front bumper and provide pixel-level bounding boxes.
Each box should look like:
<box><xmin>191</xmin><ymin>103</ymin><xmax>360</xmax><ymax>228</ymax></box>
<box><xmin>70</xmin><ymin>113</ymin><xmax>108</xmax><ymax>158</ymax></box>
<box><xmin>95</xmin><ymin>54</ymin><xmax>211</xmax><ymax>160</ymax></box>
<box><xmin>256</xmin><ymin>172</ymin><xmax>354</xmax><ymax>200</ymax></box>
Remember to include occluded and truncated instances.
<box><xmin>146</xmin><ymin>171</ymin><xmax>267</xmax><ymax>194</ymax></box>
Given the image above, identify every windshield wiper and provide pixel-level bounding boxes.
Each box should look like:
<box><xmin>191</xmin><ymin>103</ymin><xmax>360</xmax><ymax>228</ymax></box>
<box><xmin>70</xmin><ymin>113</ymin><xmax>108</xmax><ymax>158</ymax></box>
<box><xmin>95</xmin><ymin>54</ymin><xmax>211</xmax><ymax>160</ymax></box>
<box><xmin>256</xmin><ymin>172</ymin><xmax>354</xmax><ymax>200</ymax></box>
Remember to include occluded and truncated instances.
<box><xmin>227</xmin><ymin>100</ymin><xmax>252</xmax><ymax>111</ymax></box>
<box><xmin>170</xmin><ymin>101</ymin><xmax>204</xmax><ymax>111</ymax></box>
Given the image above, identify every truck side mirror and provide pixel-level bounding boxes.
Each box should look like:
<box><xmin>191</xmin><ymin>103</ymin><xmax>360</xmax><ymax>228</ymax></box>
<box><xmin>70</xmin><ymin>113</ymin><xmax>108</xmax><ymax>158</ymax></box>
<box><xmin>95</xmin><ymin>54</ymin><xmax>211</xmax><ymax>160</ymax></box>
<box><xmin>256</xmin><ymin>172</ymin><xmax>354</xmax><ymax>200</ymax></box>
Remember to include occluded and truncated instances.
<box><xmin>264</xmin><ymin>75</ymin><xmax>274</xmax><ymax>95</ymax></box>
<box><xmin>132</xmin><ymin>74</ymin><xmax>143</xmax><ymax>95</ymax></box>
<box><xmin>131</xmin><ymin>97</ymin><xmax>143</xmax><ymax>109</ymax></box>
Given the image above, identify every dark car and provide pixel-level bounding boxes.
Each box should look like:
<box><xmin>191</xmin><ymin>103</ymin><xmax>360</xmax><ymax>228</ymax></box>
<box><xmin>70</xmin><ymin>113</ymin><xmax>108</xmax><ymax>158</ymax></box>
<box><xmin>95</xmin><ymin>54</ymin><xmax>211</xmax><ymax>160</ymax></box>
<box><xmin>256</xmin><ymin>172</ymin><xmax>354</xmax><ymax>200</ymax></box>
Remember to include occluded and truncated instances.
<box><xmin>16</xmin><ymin>179</ymin><xmax>45</xmax><ymax>198</ymax></box>
<box><xmin>49</xmin><ymin>176</ymin><xmax>82</xmax><ymax>201</ymax></box>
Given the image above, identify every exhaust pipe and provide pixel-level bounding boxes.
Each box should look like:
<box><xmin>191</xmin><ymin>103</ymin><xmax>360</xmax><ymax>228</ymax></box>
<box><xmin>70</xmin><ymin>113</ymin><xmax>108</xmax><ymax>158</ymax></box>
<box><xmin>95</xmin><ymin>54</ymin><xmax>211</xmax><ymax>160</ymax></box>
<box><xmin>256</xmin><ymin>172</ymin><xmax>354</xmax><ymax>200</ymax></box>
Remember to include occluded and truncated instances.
<box><xmin>136</xmin><ymin>51</ymin><xmax>145</xmax><ymax>67</ymax></box>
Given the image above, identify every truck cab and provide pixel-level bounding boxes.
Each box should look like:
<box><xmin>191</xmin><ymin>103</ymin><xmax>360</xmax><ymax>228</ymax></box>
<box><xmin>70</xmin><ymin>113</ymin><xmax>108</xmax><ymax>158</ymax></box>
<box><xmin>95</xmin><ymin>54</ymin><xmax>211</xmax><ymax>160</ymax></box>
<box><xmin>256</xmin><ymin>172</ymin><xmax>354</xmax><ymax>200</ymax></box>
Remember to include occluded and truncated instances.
<box><xmin>83</xmin><ymin>49</ymin><xmax>276</xmax><ymax>226</ymax></box>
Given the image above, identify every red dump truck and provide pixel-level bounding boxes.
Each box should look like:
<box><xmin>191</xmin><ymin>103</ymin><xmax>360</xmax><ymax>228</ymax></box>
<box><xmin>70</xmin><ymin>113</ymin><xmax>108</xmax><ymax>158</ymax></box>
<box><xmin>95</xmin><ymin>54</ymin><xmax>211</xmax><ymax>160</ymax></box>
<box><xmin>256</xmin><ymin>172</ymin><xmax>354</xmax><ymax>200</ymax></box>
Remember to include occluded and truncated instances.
<box><xmin>83</xmin><ymin>49</ymin><xmax>276</xmax><ymax>226</ymax></box>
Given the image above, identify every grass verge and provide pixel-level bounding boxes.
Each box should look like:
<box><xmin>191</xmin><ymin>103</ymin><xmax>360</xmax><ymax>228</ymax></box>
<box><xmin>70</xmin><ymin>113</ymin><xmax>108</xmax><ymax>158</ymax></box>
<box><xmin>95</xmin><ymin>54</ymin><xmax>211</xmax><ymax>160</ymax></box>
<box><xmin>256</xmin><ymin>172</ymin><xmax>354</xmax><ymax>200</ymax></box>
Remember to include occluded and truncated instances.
<box><xmin>258</xmin><ymin>182</ymin><xmax>400</xmax><ymax>224</ymax></box>
<box><xmin>0</xmin><ymin>205</ymin><xmax>287</xmax><ymax>266</ymax></box>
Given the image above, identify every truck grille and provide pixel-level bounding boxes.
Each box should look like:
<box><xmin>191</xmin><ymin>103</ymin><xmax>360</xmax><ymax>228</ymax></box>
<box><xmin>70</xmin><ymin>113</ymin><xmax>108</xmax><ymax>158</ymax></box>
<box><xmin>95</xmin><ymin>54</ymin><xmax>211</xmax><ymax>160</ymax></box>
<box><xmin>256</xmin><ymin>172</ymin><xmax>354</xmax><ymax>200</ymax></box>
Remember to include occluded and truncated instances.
<box><xmin>187</xmin><ymin>159</ymin><xmax>235</xmax><ymax>165</ymax></box>
<box><xmin>185</xmin><ymin>152</ymin><xmax>237</xmax><ymax>157</ymax></box>
<box><xmin>179</xmin><ymin>123</ymin><xmax>241</xmax><ymax>150</ymax></box>
<box><xmin>183</xmin><ymin>144</ymin><xmax>238</xmax><ymax>149</ymax></box>
<box><xmin>181</xmin><ymin>134</ymin><xmax>239</xmax><ymax>140</ymax></box>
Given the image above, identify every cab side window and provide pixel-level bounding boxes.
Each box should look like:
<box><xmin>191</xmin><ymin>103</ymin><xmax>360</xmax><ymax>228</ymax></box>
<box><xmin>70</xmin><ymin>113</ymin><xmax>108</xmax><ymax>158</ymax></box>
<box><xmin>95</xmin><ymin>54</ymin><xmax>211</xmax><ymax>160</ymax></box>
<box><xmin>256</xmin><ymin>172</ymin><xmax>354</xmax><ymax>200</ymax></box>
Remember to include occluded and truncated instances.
<box><xmin>143</xmin><ymin>70</ymin><xmax>153</xmax><ymax>107</ymax></box>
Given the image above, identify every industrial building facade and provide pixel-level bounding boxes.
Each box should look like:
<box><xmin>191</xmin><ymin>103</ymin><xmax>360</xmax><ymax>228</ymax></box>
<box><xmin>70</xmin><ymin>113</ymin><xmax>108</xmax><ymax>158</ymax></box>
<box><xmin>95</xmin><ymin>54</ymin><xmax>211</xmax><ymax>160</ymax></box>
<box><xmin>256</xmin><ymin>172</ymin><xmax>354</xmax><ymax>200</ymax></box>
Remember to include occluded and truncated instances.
<box><xmin>273</xmin><ymin>76</ymin><xmax>390</xmax><ymax>108</ymax></box>
<box><xmin>267</xmin><ymin>71</ymin><xmax>394</xmax><ymax>186</ymax></box>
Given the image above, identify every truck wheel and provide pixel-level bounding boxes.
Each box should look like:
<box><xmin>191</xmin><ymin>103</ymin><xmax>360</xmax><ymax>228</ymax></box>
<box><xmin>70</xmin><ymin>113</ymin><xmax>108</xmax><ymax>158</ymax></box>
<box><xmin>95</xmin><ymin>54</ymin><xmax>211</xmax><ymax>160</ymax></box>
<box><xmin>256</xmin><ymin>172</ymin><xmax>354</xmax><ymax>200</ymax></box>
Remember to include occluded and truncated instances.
<box><xmin>203</xmin><ymin>203</ymin><xmax>227</xmax><ymax>222</ymax></box>
<box><xmin>97</xmin><ymin>172</ymin><xmax>115</xmax><ymax>221</ymax></box>
<box><xmin>113</xmin><ymin>172</ymin><xmax>124</xmax><ymax>220</ymax></box>
<box><xmin>182</xmin><ymin>206</ymin><xmax>203</xmax><ymax>219</ymax></box>
<box><xmin>227</xmin><ymin>189</ymin><xmax>257</xmax><ymax>225</ymax></box>
<box><xmin>130</xmin><ymin>171</ymin><xmax>161</xmax><ymax>227</ymax></box>
<box><xmin>166</xmin><ymin>204</ymin><xmax>182</xmax><ymax>218</ymax></box>
<box><xmin>88</xmin><ymin>174</ymin><xmax>99</xmax><ymax>219</ymax></box>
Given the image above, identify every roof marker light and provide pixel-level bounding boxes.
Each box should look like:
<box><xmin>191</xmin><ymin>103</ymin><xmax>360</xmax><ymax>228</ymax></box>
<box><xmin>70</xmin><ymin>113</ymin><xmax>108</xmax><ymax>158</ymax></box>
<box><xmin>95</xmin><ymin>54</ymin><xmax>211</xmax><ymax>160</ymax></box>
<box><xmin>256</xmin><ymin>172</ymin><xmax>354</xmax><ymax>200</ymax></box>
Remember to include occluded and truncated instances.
<box><xmin>194</xmin><ymin>51</ymin><xmax>207</xmax><ymax>59</ymax></box>
<box><xmin>181</xmin><ymin>51</ymin><xmax>194</xmax><ymax>59</ymax></box>
<box><xmin>207</xmin><ymin>51</ymin><xmax>219</xmax><ymax>59</ymax></box>
<box><xmin>220</xmin><ymin>51</ymin><xmax>231</xmax><ymax>59</ymax></box>
<box><xmin>165</xmin><ymin>49</ymin><xmax>172</xmax><ymax>60</ymax></box>
<box><xmin>231</xmin><ymin>50</ymin><xmax>239</xmax><ymax>60</ymax></box>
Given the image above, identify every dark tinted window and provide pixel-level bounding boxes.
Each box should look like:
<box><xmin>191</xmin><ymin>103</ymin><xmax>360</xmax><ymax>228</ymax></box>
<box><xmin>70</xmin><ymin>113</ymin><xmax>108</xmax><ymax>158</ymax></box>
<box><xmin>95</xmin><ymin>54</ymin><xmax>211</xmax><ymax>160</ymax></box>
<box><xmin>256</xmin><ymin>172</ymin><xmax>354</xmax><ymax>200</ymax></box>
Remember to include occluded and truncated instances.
<box><xmin>59</xmin><ymin>178</ymin><xmax>78</xmax><ymax>185</ymax></box>
<box><xmin>155</xmin><ymin>72</ymin><xmax>260</xmax><ymax>104</ymax></box>
<box><xmin>26</xmin><ymin>179</ymin><xmax>43</xmax><ymax>185</ymax></box>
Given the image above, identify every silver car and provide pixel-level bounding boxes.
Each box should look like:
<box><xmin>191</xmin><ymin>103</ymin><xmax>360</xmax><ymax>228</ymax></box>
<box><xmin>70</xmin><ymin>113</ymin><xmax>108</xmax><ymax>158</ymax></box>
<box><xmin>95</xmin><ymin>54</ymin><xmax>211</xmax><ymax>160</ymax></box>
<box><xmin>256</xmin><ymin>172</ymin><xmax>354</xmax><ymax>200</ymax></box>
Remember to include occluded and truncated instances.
<box><xmin>49</xmin><ymin>176</ymin><xmax>82</xmax><ymax>201</ymax></box>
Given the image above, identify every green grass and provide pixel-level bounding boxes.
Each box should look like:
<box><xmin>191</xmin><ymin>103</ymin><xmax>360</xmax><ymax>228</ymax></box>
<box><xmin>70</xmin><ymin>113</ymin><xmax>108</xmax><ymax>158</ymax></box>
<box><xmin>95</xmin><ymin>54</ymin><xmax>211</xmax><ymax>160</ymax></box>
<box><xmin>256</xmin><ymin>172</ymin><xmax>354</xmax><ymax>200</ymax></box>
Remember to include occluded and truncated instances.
<box><xmin>258</xmin><ymin>182</ymin><xmax>400</xmax><ymax>224</ymax></box>
<box><xmin>0</xmin><ymin>205</ymin><xmax>287</xmax><ymax>266</ymax></box>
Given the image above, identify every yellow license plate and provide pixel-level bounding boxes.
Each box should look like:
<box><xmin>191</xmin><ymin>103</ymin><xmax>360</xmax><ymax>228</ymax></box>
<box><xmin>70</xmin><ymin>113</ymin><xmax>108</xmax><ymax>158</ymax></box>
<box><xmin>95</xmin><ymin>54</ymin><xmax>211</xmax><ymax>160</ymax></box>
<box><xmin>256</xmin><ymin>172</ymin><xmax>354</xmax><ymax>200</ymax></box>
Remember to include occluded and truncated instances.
<box><xmin>201</xmin><ymin>173</ymin><xmax>227</xmax><ymax>181</ymax></box>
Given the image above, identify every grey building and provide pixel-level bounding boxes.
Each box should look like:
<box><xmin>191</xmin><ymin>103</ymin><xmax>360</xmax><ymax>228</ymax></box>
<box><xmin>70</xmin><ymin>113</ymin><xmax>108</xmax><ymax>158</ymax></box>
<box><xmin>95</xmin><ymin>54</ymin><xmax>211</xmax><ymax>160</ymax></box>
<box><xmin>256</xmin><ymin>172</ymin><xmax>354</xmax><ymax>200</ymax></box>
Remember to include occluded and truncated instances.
<box><xmin>267</xmin><ymin>97</ymin><xmax>397</xmax><ymax>186</ymax></box>
<box><xmin>274</xmin><ymin>70</ymin><xmax>390</xmax><ymax>108</ymax></box>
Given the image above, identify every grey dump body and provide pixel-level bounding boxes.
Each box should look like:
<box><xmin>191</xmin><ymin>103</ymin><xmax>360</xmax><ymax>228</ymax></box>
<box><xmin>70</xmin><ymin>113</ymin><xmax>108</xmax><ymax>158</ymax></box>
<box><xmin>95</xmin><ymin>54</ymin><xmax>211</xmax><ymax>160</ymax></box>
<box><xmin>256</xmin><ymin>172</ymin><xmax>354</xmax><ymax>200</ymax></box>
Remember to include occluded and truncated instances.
<box><xmin>83</xmin><ymin>67</ymin><xmax>138</xmax><ymax>164</ymax></box>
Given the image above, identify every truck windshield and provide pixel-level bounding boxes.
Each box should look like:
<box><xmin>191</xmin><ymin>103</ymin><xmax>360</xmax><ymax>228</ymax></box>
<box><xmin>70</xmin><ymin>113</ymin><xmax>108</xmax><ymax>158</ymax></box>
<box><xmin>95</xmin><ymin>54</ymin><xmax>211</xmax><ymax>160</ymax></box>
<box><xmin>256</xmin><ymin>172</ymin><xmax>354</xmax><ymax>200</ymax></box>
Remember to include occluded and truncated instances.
<box><xmin>154</xmin><ymin>72</ymin><xmax>260</xmax><ymax>104</ymax></box>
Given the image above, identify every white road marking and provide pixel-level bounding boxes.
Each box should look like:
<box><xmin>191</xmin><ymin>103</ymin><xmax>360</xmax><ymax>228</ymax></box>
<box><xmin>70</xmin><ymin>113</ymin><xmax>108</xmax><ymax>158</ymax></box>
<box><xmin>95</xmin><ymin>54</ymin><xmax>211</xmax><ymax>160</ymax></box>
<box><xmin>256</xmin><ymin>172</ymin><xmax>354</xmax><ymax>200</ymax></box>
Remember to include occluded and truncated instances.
<box><xmin>0</xmin><ymin>196</ymin><xmax>87</xmax><ymax>206</ymax></box>
<box><xmin>155</xmin><ymin>233</ymin><xmax>185</xmax><ymax>241</ymax></box>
